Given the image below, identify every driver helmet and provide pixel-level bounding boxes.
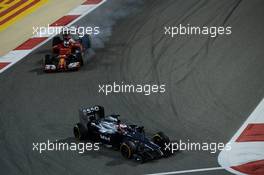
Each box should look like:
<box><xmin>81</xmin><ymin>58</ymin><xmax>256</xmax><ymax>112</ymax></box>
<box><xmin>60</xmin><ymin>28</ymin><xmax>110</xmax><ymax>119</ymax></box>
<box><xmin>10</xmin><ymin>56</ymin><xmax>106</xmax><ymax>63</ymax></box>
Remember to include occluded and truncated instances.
<box><xmin>118</xmin><ymin>123</ymin><xmax>127</xmax><ymax>133</ymax></box>
<box><xmin>63</xmin><ymin>40</ymin><xmax>70</xmax><ymax>47</ymax></box>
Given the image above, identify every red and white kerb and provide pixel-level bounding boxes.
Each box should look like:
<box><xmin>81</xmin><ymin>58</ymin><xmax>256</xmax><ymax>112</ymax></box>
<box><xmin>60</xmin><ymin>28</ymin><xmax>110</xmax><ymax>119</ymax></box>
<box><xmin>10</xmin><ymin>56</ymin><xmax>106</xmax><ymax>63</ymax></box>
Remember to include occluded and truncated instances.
<box><xmin>218</xmin><ymin>99</ymin><xmax>264</xmax><ymax>175</ymax></box>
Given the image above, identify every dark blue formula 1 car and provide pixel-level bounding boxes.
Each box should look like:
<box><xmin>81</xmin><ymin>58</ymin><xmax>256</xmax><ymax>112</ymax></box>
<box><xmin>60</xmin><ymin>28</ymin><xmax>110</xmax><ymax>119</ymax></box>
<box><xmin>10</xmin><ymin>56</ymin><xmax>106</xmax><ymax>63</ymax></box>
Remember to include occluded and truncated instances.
<box><xmin>73</xmin><ymin>106</ymin><xmax>173</xmax><ymax>163</ymax></box>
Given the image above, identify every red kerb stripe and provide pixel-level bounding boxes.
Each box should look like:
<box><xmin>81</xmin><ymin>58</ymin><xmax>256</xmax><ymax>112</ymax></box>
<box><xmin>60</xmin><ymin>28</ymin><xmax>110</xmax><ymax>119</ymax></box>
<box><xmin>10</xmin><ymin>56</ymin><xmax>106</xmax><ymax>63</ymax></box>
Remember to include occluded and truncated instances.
<box><xmin>82</xmin><ymin>0</ymin><xmax>102</xmax><ymax>5</ymax></box>
<box><xmin>50</xmin><ymin>15</ymin><xmax>80</xmax><ymax>26</ymax></box>
<box><xmin>236</xmin><ymin>123</ymin><xmax>264</xmax><ymax>142</ymax></box>
<box><xmin>0</xmin><ymin>62</ymin><xmax>11</xmax><ymax>70</ymax></box>
<box><xmin>232</xmin><ymin>160</ymin><xmax>264</xmax><ymax>175</ymax></box>
<box><xmin>14</xmin><ymin>37</ymin><xmax>48</xmax><ymax>50</ymax></box>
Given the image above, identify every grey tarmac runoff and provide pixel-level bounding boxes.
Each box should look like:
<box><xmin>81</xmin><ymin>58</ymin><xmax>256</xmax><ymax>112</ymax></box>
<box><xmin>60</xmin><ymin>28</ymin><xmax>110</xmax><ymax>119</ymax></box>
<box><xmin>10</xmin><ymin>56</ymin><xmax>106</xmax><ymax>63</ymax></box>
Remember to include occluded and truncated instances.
<box><xmin>1</xmin><ymin>0</ymin><xmax>264</xmax><ymax>175</ymax></box>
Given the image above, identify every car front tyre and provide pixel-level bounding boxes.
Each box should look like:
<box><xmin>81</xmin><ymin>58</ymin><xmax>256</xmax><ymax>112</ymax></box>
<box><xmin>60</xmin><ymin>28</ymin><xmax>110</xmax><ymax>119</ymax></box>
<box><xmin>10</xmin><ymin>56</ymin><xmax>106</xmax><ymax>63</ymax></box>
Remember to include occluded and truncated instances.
<box><xmin>120</xmin><ymin>141</ymin><xmax>136</xmax><ymax>159</ymax></box>
<box><xmin>152</xmin><ymin>132</ymin><xmax>172</xmax><ymax>157</ymax></box>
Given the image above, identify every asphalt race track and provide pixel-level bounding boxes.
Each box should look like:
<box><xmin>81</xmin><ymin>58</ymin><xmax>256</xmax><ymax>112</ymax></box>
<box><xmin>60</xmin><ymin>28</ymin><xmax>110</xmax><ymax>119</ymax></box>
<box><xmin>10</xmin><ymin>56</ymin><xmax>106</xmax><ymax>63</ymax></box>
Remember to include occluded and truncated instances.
<box><xmin>1</xmin><ymin>0</ymin><xmax>264</xmax><ymax>174</ymax></box>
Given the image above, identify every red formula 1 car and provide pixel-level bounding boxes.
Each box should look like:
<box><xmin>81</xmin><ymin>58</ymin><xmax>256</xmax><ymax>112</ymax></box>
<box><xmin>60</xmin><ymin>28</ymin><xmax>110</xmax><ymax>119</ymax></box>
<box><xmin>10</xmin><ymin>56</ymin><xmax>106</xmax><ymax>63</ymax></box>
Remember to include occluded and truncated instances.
<box><xmin>43</xmin><ymin>33</ymin><xmax>91</xmax><ymax>72</ymax></box>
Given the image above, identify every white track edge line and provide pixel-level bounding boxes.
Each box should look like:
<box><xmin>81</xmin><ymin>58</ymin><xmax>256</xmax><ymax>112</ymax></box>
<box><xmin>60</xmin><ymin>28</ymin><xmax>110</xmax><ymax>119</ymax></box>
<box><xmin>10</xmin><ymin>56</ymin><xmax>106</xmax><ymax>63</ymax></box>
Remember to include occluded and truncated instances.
<box><xmin>145</xmin><ymin>167</ymin><xmax>224</xmax><ymax>175</ymax></box>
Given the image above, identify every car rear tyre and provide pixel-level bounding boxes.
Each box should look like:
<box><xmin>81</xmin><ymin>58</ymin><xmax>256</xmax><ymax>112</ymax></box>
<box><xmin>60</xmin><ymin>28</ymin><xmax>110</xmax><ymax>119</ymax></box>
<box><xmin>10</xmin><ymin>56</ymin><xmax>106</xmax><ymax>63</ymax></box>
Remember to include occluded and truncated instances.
<box><xmin>81</xmin><ymin>34</ymin><xmax>91</xmax><ymax>50</ymax></box>
<box><xmin>73</xmin><ymin>123</ymin><xmax>86</xmax><ymax>140</ymax></box>
<box><xmin>120</xmin><ymin>141</ymin><xmax>136</xmax><ymax>159</ymax></box>
<box><xmin>52</xmin><ymin>36</ymin><xmax>62</xmax><ymax>46</ymax></box>
<box><xmin>44</xmin><ymin>55</ymin><xmax>53</xmax><ymax>65</ymax></box>
<box><xmin>76</xmin><ymin>52</ymin><xmax>84</xmax><ymax>66</ymax></box>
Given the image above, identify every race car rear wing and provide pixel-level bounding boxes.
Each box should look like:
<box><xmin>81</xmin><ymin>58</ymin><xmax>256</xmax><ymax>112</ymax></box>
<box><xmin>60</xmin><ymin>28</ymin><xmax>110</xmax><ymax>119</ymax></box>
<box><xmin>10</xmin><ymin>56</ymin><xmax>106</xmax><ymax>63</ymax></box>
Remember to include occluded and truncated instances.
<box><xmin>79</xmin><ymin>105</ymin><xmax>105</xmax><ymax>126</ymax></box>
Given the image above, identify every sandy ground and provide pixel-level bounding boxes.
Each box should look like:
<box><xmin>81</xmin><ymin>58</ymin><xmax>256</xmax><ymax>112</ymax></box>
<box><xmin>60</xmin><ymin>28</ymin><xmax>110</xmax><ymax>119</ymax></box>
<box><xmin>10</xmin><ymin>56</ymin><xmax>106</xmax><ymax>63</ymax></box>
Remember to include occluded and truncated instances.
<box><xmin>0</xmin><ymin>0</ymin><xmax>84</xmax><ymax>56</ymax></box>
